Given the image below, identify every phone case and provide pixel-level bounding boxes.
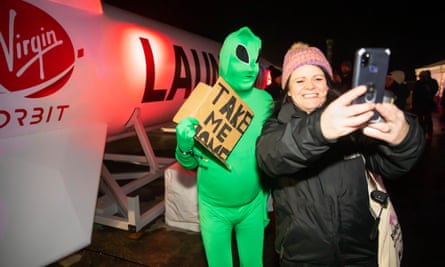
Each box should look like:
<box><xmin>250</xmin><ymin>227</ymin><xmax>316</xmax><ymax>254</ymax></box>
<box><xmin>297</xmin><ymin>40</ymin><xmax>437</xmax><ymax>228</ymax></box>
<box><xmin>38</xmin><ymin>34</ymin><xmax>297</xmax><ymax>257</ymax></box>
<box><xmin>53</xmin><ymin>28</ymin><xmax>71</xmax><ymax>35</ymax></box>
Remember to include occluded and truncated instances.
<box><xmin>352</xmin><ymin>48</ymin><xmax>391</xmax><ymax>122</ymax></box>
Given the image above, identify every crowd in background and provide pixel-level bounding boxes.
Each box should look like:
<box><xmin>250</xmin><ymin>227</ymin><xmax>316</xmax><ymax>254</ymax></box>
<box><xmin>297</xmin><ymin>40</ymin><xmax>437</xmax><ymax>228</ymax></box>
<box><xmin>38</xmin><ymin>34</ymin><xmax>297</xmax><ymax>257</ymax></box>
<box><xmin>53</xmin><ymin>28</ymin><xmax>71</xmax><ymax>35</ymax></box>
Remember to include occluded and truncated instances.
<box><xmin>265</xmin><ymin>59</ymin><xmax>445</xmax><ymax>142</ymax></box>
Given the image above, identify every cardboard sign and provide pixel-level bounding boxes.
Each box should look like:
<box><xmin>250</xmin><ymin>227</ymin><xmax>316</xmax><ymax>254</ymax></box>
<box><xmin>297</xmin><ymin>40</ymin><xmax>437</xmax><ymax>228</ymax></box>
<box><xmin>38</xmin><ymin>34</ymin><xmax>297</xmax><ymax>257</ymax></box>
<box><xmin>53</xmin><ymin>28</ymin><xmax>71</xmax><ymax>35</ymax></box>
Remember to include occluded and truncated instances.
<box><xmin>173</xmin><ymin>77</ymin><xmax>254</xmax><ymax>166</ymax></box>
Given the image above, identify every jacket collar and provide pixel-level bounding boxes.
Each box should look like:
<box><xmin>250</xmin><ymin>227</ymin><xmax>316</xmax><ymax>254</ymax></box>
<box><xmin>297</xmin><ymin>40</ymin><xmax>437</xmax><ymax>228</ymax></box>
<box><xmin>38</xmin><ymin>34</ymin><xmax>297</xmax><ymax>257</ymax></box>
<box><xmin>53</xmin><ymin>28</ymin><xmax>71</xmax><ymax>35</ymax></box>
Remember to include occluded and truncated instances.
<box><xmin>277</xmin><ymin>102</ymin><xmax>307</xmax><ymax>123</ymax></box>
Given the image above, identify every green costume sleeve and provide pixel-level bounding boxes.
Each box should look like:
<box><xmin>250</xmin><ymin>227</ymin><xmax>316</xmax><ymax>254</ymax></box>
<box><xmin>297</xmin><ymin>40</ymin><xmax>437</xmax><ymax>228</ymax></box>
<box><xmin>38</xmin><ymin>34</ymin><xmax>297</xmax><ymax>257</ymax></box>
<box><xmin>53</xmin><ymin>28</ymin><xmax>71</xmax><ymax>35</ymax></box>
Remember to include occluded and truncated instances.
<box><xmin>175</xmin><ymin>116</ymin><xmax>199</xmax><ymax>170</ymax></box>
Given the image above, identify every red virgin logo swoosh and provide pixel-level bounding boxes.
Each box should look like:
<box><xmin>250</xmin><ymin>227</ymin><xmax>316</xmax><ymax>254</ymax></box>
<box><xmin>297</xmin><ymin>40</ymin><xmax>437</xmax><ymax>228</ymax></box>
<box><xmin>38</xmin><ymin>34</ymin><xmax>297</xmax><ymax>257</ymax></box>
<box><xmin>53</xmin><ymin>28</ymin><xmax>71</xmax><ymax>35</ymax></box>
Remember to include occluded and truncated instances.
<box><xmin>0</xmin><ymin>0</ymin><xmax>75</xmax><ymax>98</ymax></box>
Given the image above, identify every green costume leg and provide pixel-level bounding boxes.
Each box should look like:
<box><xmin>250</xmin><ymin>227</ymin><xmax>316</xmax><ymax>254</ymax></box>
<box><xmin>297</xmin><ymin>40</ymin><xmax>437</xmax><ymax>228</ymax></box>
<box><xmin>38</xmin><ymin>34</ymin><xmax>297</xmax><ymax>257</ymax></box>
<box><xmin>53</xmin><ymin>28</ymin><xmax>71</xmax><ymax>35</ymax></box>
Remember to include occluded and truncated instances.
<box><xmin>199</xmin><ymin>200</ymin><xmax>235</xmax><ymax>267</ymax></box>
<box><xmin>199</xmin><ymin>191</ymin><xmax>269</xmax><ymax>267</ymax></box>
<box><xmin>235</xmin><ymin>191</ymin><xmax>268</xmax><ymax>267</ymax></box>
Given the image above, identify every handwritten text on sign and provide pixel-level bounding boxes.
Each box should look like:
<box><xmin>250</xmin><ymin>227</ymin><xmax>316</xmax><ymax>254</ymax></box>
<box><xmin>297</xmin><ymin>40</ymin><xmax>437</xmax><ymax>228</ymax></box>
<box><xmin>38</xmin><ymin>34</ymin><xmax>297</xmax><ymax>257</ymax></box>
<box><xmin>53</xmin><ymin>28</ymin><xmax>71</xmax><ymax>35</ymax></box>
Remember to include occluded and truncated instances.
<box><xmin>194</xmin><ymin>79</ymin><xmax>253</xmax><ymax>162</ymax></box>
<box><xmin>173</xmin><ymin>77</ymin><xmax>254</xmax><ymax>165</ymax></box>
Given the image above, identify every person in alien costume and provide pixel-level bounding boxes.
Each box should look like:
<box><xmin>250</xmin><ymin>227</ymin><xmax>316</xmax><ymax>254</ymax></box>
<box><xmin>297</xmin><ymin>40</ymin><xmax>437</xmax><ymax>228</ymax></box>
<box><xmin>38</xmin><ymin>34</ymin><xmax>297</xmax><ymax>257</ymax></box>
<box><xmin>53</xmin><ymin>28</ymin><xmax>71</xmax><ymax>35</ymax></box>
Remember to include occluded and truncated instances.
<box><xmin>175</xmin><ymin>26</ymin><xmax>273</xmax><ymax>267</ymax></box>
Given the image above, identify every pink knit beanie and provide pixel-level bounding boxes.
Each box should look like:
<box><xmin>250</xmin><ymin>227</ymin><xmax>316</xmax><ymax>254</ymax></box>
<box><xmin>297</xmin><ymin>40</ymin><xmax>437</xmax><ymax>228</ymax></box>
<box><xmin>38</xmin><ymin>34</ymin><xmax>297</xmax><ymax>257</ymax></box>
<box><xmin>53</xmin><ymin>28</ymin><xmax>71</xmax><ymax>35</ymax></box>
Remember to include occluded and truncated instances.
<box><xmin>281</xmin><ymin>42</ymin><xmax>333</xmax><ymax>89</ymax></box>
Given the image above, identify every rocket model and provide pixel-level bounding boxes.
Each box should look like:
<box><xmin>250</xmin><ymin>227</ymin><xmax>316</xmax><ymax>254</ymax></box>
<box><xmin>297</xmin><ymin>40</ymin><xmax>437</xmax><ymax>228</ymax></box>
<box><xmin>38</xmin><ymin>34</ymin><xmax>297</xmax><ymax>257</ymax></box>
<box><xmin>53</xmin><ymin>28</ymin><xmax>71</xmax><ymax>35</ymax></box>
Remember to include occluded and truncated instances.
<box><xmin>0</xmin><ymin>1</ymin><xmax>271</xmax><ymax>266</ymax></box>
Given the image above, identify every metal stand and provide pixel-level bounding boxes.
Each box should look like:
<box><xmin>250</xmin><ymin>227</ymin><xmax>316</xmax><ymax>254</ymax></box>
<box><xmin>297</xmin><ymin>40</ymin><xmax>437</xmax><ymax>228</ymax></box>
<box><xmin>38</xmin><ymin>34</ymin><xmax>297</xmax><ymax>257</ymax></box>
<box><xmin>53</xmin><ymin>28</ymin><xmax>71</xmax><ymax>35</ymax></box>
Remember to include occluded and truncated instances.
<box><xmin>94</xmin><ymin>108</ymin><xmax>176</xmax><ymax>231</ymax></box>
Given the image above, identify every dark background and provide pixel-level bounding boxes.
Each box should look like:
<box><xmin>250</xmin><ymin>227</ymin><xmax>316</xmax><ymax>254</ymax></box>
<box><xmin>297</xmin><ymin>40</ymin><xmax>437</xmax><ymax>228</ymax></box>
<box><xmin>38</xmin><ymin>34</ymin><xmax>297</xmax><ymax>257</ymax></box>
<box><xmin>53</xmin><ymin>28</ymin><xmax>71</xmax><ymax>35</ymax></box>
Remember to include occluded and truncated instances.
<box><xmin>102</xmin><ymin>0</ymin><xmax>445</xmax><ymax>81</ymax></box>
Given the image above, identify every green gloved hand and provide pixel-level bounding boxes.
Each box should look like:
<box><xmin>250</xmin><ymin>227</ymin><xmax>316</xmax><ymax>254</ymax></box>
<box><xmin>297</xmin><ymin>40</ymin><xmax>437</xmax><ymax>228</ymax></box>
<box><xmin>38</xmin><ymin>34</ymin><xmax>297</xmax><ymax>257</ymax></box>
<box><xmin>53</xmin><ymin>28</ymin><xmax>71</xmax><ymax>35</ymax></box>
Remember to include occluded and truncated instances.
<box><xmin>176</xmin><ymin>116</ymin><xmax>199</xmax><ymax>154</ymax></box>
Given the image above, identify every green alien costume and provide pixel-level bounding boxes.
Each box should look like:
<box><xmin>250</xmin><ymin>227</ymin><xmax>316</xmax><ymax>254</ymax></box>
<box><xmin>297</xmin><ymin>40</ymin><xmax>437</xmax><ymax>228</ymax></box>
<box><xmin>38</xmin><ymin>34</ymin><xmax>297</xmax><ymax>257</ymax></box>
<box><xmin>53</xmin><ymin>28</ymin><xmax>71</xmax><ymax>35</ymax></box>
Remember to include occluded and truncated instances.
<box><xmin>175</xmin><ymin>27</ymin><xmax>273</xmax><ymax>267</ymax></box>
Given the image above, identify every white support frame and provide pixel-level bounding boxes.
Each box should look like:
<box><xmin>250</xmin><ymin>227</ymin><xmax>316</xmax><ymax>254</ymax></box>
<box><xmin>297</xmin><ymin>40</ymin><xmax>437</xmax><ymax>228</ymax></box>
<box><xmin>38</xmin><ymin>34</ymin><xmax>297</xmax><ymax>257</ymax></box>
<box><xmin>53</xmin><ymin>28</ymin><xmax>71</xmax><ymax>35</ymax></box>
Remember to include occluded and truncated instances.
<box><xmin>94</xmin><ymin>108</ymin><xmax>176</xmax><ymax>232</ymax></box>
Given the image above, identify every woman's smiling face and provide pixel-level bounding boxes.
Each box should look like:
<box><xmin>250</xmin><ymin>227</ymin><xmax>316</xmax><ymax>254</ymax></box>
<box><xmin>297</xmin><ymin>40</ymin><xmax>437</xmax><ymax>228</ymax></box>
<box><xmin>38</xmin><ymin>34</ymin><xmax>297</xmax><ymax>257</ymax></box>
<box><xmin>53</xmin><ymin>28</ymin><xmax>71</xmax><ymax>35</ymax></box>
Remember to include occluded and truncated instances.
<box><xmin>287</xmin><ymin>64</ymin><xmax>329</xmax><ymax>114</ymax></box>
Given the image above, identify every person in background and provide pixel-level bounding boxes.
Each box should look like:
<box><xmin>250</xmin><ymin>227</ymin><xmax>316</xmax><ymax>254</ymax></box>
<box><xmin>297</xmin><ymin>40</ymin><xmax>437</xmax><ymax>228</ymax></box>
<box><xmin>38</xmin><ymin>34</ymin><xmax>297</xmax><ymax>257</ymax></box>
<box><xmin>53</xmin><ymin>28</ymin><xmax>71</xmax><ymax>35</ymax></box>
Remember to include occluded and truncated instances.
<box><xmin>385</xmin><ymin>70</ymin><xmax>409</xmax><ymax>110</ymax></box>
<box><xmin>175</xmin><ymin>26</ymin><xmax>273</xmax><ymax>267</ymax></box>
<box><xmin>333</xmin><ymin>59</ymin><xmax>353</xmax><ymax>94</ymax></box>
<box><xmin>255</xmin><ymin>42</ymin><xmax>425</xmax><ymax>267</ymax></box>
<box><xmin>440</xmin><ymin>85</ymin><xmax>445</xmax><ymax>126</ymax></box>
<box><xmin>412</xmin><ymin>70</ymin><xmax>439</xmax><ymax>141</ymax></box>
<box><xmin>265</xmin><ymin>65</ymin><xmax>283</xmax><ymax>100</ymax></box>
<box><xmin>265</xmin><ymin>65</ymin><xmax>283</xmax><ymax>112</ymax></box>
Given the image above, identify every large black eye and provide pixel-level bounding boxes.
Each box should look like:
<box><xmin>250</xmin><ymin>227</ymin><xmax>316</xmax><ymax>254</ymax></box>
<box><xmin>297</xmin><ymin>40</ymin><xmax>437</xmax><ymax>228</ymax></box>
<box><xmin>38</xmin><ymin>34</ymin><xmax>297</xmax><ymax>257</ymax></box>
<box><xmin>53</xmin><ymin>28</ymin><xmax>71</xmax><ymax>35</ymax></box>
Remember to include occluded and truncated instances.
<box><xmin>236</xmin><ymin>45</ymin><xmax>249</xmax><ymax>64</ymax></box>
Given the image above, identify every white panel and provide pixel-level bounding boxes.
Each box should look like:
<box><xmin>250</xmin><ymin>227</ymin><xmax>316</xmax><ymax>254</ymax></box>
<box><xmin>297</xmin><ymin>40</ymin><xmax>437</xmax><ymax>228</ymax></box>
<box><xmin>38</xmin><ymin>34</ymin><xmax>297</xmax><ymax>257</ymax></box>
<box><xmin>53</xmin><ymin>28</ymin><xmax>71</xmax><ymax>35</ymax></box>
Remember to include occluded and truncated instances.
<box><xmin>0</xmin><ymin>124</ymin><xmax>107</xmax><ymax>267</ymax></box>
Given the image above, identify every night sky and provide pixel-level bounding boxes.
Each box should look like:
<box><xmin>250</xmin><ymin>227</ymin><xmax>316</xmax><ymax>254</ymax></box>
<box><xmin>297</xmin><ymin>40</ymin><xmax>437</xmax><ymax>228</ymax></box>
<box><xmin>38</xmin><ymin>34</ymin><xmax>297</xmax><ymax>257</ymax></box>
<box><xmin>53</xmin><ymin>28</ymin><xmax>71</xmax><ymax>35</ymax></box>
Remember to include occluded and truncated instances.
<box><xmin>102</xmin><ymin>0</ymin><xmax>445</xmax><ymax>81</ymax></box>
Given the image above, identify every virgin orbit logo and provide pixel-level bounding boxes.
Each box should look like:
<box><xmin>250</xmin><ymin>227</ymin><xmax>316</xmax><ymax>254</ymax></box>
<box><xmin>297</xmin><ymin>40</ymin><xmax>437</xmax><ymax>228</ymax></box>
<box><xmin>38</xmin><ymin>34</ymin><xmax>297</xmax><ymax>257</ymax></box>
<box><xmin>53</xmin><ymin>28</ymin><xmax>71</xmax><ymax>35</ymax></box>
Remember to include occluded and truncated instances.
<box><xmin>0</xmin><ymin>0</ymin><xmax>76</xmax><ymax>98</ymax></box>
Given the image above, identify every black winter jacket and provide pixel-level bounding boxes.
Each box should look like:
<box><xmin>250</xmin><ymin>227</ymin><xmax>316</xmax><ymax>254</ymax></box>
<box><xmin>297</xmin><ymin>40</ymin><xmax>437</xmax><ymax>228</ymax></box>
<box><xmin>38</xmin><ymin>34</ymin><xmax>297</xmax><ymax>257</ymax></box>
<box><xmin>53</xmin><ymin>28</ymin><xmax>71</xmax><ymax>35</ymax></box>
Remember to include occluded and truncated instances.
<box><xmin>256</xmin><ymin>102</ymin><xmax>425</xmax><ymax>266</ymax></box>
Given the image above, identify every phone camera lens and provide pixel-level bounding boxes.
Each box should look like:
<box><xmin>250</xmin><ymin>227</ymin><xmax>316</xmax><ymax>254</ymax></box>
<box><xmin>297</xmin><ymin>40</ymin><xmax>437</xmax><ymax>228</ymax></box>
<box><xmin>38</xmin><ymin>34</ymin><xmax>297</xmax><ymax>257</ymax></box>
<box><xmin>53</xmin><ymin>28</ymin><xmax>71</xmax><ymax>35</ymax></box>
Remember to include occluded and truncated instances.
<box><xmin>360</xmin><ymin>52</ymin><xmax>370</xmax><ymax>67</ymax></box>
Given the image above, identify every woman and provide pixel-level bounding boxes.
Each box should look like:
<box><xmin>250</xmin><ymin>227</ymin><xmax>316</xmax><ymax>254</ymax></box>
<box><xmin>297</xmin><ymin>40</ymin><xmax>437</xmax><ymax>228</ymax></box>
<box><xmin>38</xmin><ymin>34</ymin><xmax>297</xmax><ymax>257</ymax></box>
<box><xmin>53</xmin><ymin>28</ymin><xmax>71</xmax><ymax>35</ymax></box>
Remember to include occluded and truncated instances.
<box><xmin>255</xmin><ymin>42</ymin><xmax>425</xmax><ymax>266</ymax></box>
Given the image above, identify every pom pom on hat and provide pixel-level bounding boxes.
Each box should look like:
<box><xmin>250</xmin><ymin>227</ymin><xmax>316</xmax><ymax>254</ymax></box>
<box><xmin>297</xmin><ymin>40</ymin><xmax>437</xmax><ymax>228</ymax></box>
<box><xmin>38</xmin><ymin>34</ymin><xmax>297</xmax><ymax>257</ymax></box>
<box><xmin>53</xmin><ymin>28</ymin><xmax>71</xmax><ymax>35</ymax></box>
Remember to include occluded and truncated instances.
<box><xmin>281</xmin><ymin>42</ymin><xmax>333</xmax><ymax>89</ymax></box>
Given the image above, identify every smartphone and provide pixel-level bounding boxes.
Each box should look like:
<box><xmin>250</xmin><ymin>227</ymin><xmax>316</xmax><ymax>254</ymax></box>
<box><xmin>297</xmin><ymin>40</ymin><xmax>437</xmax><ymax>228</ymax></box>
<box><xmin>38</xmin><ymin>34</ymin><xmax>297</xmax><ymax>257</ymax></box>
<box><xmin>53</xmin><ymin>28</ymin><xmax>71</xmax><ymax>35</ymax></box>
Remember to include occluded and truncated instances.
<box><xmin>351</xmin><ymin>48</ymin><xmax>391</xmax><ymax>122</ymax></box>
